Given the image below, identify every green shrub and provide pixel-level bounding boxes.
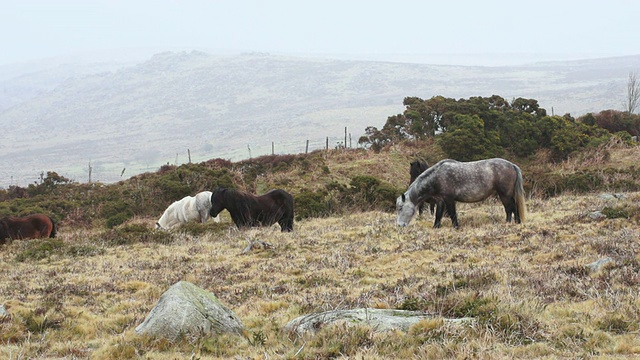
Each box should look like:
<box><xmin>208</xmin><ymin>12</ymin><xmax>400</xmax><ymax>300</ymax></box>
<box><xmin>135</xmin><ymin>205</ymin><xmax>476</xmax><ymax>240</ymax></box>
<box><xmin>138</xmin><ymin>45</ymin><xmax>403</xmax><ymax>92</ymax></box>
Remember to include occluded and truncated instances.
<box><xmin>399</xmin><ymin>296</ymin><xmax>425</xmax><ymax>311</ymax></box>
<box><xmin>15</xmin><ymin>239</ymin><xmax>65</xmax><ymax>262</ymax></box>
<box><xmin>441</xmin><ymin>292</ymin><xmax>497</xmax><ymax>319</ymax></box>
<box><xmin>373</xmin><ymin>182</ymin><xmax>401</xmax><ymax>211</ymax></box>
<box><xmin>294</xmin><ymin>190</ymin><xmax>331</xmax><ymax>220</ymax></box>
<box><xmin>601</xmin><ymin>206</ymin><xmax>630</xmax><ymax>219</ymax></box>
<box><xmin>97</xmin><ymin>224</ymin><xmax>174</xmax><ymax>246</ymax></box>
<box><xmin>157</xmin><ymin>176</ymin><xmax>192</xmax><ymax>201</ymax></box>
<box><xmin>106</xmin><ymin>213</ymin><xmax>131</xmax><ymax>228</ymax></box>
<box><xmin>562</xmin><ymin>172</ymin><xmax>603</xmax><ymax>193</ymax></box>
<box><xmin>349</xmin><ymin>175</ymin><xmax>401</xmax><ymax>212</ymax></box>
<box><xmin>177</xmin><ymin>221</ymin><xmax>227</xmax><ymax>237</ymax></box>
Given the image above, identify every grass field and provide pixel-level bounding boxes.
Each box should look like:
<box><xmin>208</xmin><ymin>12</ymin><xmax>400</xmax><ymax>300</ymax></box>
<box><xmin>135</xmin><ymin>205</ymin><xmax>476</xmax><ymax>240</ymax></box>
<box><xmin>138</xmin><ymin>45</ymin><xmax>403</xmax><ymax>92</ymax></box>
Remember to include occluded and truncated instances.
<box><xmin>1</xmin><ymin>186</ymin><xmax>640</xmax><ymax>358</ymax></box>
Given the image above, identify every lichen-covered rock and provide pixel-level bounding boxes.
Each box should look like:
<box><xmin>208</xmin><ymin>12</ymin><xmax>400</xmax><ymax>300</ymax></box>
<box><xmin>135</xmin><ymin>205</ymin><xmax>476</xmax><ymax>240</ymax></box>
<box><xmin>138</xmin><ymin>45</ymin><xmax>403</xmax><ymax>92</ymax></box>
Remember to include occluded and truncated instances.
<box><xmin>134</xmin><ymin>281</ymin><xmax>245</xmax><ymax>342</ymax></box>
<box><xmin>586</xmin><ymin>257</ymin><xmax>614</xmax><ymax>272</ymax></box>
<box><xmin>284</xmin><ymin>308</ymin><xmax>473</xmax><ymax>336</ymax></box>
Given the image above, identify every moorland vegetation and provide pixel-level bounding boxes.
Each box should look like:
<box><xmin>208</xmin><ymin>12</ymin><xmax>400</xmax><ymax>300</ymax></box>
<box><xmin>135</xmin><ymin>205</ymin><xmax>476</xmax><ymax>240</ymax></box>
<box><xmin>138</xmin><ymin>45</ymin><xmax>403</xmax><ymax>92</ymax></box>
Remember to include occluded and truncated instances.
<box><xmin>1</xmin><ymin>95</ymin><xmax>640</xmax><ymax>358</ymax></box>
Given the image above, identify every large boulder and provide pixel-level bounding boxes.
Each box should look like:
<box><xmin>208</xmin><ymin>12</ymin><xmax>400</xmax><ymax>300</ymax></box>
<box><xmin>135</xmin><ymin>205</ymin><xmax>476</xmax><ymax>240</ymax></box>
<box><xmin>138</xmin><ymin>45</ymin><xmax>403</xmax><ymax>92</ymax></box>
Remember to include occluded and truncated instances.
<box><xmin>284</xmin><ymin>308</ymin><xmax>473</xmax><ymax>336</ymax></box>
<box><xmin>134</xmin><ymin>281</ymin><xmax>245</xmax><ymax>342</ymax></box>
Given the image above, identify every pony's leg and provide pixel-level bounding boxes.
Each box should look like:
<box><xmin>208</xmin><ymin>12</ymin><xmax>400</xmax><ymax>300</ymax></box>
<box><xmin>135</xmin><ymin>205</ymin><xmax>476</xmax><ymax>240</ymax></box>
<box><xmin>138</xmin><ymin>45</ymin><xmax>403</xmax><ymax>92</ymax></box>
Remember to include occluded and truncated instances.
<box><xmin>444</xmin><ymin>200</ymin><xmax>458</xmax><ymax>228</ymax></box>
<box><xmin>279</xmin><ymin>218</ymin><xmax>293</xmax><ymax>232</ymax></box>
<box><xmin>433</xmin><ymin>202</ymin><xmax>445</xmax><ymax>228</ymax></box>
<box><xmin>501</xmin><ymin>196</ymin><xmax>517</xmax><ymax>223</ymax></box>
<box><xmin>418</xmin><ymin>200</ymin><xmax>424</xmax><ymax>216</ymax></box>
<box><xmin>199</xmin><ymin>210</ymin><xmax>210</xmax><ymax>223</ymax></box>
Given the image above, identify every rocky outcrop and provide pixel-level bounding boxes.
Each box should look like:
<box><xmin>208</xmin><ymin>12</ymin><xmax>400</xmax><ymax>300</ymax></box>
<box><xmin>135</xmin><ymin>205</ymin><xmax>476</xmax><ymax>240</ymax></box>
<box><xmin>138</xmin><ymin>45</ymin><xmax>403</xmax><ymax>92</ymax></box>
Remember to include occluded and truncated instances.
<box><xmin>134</xmin><ymin>281</ymin><xmax>245</xmax><ymax>342</ymax></box>
<box><xmin>284</xmin><ymin>308</ymin><xmax>474</xmax><ymax>336</ymax></box>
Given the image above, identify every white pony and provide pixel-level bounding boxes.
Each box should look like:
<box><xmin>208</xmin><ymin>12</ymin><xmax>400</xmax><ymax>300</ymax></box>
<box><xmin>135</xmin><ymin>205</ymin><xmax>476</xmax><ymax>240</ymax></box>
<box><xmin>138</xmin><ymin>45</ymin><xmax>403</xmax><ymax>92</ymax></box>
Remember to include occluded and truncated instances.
<box><xmin>156</xmin><ymin>191</ymin><xmax>220</xmax><ymax>229</ymax></box>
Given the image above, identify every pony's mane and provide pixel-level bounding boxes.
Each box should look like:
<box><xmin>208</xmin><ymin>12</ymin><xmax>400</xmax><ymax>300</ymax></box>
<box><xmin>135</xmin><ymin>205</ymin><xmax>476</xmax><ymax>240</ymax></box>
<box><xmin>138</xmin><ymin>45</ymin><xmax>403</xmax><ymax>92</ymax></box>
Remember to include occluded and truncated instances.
<box><xmin>215</xmin><ymin>188</ymin><xmax>255</xmax><ymax>210</ymax></box>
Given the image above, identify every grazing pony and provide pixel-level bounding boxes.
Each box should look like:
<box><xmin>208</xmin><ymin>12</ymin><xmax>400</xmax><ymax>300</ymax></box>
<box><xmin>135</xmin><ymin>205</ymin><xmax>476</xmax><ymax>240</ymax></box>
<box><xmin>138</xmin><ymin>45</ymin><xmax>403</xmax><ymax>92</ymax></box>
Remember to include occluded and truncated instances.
<box><xmin>156</xmin><ymin>191</ymin><xmax>220</xmax><ymax>229</ymax></box>
<box><xmin>409</xmin><ymin>160</ymin><xmax>435</xmax><ymax>216</ymax></box>
<box><xmin>209</xmin><ymin>188</ymin><xmax>294</xmax><ymax>232</ymax></box>
<box><xmin>0</xmin><ymin>214</ymin><xmax>56</xmax><ymax>244</ymax></box>
<box><xmin>397</xmin><ymin>158</ymin><xmax>526</xmax><ymax>228</ymax></box>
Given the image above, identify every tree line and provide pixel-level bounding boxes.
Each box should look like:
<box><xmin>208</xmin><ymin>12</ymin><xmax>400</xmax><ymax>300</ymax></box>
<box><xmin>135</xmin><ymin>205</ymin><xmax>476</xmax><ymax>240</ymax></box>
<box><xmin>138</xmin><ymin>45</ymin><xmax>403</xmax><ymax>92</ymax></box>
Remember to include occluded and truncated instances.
<box><xmin>358</xmin><ymin>95</ymin><xmax>640</xmax><ymax>161</ymax></box>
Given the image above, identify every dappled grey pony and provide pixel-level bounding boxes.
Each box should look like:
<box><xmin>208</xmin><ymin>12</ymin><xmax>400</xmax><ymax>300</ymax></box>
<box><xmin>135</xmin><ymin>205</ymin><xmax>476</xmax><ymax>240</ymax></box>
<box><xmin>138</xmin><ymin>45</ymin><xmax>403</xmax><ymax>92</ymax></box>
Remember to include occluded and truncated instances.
<box><xmin>397</xmin><ymin>158</ymin><xmax>526</xmax><ymax>228</ymax></box>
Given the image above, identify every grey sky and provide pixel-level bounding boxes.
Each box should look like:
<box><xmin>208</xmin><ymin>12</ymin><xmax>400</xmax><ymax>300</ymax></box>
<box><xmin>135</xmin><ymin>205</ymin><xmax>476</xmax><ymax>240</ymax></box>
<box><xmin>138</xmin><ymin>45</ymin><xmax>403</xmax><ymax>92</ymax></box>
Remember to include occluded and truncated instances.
<box><xmin>3</xmin><ymin>0</ymin><xmax>640</xmax><ymax>66</ymax></box>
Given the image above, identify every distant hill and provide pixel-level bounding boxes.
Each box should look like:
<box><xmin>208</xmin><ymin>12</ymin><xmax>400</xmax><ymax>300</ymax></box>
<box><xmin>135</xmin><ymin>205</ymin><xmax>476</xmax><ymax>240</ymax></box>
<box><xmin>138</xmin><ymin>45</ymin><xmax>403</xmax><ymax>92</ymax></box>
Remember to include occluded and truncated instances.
<box><xmin>1</xmin><ymin>51</ymin><xmax>638</xmax><ymax>187</ymax></box>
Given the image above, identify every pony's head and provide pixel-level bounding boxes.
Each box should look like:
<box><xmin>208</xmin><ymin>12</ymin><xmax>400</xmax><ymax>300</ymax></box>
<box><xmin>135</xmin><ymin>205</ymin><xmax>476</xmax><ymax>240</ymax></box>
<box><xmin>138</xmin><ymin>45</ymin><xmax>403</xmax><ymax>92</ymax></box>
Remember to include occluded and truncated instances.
<box><xmin>410</xmin><ymin>160</ymin><xmax>429</xmax><ymax>182</ymax></box>
<box><xmin>155</xmin><ymin>222</ymin><xmax>164</xmax><ymax>230</ymax></box>
<box><xmin>209</xmin><ymin>188</ymin><xmax>227</xmax><ymax>217</ymax></box>
<box><xmin>396</xmin><ymin>193</ymin><xmax>417</xmax><ymax>227</ymax></box>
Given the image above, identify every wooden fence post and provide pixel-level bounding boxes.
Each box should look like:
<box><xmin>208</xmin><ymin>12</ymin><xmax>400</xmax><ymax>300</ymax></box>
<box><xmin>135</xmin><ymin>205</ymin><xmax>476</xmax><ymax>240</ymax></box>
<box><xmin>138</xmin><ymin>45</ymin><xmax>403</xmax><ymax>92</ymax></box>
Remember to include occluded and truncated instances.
<box><xmin>345</xmin><ymin>127</ymin><xmax>347</xmax><ymax>149</ymax></box>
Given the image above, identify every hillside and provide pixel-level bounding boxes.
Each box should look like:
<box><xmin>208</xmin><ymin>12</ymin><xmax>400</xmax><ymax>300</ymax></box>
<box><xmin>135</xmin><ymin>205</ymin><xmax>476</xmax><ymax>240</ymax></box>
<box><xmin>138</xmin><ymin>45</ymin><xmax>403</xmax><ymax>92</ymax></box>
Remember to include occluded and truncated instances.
<box><xmin>1</xmin><ymin>51</ymin><xmax>638</xmax><ymax>187</ymax></box>
<box><xmin>1</xmin><ymin>141</ymin><xmax>639</xmax><ymax>359</ymax></box>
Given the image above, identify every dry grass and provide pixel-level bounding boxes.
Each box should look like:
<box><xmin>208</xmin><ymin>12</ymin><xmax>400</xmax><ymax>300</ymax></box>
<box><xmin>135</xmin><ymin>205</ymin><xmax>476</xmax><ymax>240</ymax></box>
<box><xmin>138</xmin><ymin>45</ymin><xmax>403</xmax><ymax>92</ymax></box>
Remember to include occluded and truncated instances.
<box><xmin>1</xmin><ymin>190</ymin><xmax>640</xmax><ymax>359</ymax></box>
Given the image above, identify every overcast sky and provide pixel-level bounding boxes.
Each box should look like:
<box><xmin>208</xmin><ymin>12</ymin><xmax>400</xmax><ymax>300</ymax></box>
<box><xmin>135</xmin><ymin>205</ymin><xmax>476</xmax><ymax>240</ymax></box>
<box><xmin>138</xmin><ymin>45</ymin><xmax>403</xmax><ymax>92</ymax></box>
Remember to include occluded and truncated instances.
<box><xmin>3</xmin><ymin>0</ymin><xmax>640</xmax><ymax>66</ymax></box>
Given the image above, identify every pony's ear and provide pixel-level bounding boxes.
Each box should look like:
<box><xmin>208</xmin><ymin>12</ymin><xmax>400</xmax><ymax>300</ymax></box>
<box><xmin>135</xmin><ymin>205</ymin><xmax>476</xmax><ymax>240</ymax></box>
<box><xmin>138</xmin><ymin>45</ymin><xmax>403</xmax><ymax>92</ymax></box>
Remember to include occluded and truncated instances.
<box><xmin>401</xmin><ymin>193</ymin><xmax>406</xmax><ymax>202</ymax></box>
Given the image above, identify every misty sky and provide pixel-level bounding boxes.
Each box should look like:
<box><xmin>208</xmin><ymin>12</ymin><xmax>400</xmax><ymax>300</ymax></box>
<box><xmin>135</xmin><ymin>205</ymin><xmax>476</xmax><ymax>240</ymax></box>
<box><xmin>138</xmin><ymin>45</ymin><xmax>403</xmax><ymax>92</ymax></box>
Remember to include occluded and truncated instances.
<box><xmin>3</xmin><ymin>0</ymin><xmax>640</xmax><ymax>66</ymax></box>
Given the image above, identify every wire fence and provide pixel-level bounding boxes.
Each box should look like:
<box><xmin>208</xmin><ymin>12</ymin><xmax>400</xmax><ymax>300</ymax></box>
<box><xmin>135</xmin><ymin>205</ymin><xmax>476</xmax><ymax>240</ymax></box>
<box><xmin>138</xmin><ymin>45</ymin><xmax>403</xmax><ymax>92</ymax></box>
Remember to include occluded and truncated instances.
<box><xmin>0</xmin><ymin>129</ymin><xmax>362</xmax><ymax>188</ymax></box>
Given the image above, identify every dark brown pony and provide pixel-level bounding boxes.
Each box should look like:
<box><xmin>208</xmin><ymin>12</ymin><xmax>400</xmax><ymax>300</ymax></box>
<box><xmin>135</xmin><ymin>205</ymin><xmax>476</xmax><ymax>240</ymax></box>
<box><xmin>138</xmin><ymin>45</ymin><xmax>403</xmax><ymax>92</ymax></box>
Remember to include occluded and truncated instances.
<box><xmin>0</xmin><ymin>214</ymin><xmax>57</xmax><ymax>244</ymax></box>
<box><xmin>210</xmin><ymin>188</ymin><xmax>294</xmax><ymax>232</ymax></box>
<box><xmin>409</xmin><ymin>160</ymin><xmax>435</xmax><ymax>215</ymax></box>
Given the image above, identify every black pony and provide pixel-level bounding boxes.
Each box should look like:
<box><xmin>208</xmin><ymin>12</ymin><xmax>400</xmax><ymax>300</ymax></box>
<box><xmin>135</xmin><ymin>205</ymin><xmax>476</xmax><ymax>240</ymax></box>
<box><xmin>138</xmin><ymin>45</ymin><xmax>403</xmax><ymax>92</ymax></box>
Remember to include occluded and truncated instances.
<box><xmin>210</xmin><ymin>188</ymin><xmax>294</xmax><ymax>232</ymax></box>
<box><xmin>409</xmin><ymin>160</ymin><xmax>435</xmax><ymax>216</ymax></box>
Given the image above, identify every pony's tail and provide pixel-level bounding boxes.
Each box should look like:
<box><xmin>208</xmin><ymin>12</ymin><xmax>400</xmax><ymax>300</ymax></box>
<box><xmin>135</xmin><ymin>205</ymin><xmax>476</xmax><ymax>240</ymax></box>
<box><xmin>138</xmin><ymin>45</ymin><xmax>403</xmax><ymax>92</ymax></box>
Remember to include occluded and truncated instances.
<box><xmin>49</xmin><ymin>217</ymin><xmax>57</xmax><ymax>238</ymax></box>
<box><xmin>514</xmin><ymin>165</ymin><xmax>527</xmax><ymax>223</ymax></box>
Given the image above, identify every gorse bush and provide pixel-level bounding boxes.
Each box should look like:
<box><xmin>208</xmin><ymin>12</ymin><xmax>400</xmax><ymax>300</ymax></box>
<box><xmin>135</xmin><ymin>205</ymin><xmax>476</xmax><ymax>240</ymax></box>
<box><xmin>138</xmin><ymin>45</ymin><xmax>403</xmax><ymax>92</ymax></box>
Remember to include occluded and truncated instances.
<box><xmin>294</xmin><ymin>190</ymin><xmax>331</xmax><ymax>220</ymax></box>
<box><xmin>176</xmin><ymin>221</ymin><xmax>228</xmax><ymax>237</ymax></box>
<box><xmin>601</xmin><ymin>206</ymin><xmax>630</xmax><ymax>219</ymax></box>
<box><xmin>95</xmin><ymin>223</ymin><xmax>174</xmax><ymax>246</ymax></box>
<box><xmin>293</xmin><ymin>175</ymin><xmax>401</xmax><ymax>218</ymax></box>
<box><xmin>359</xmin><ymin>95</ymin><xmax>618</xmax><ymax>162</ymax></box>
<box><xmin>344</xmin><ymin>175</ymin><xmax>401</xmax><ymax>212</ymax></box>
<box><xmin>15</xmin><ymin>239</ymin><xmax>65</xmax><ymax>262</ymax></box>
